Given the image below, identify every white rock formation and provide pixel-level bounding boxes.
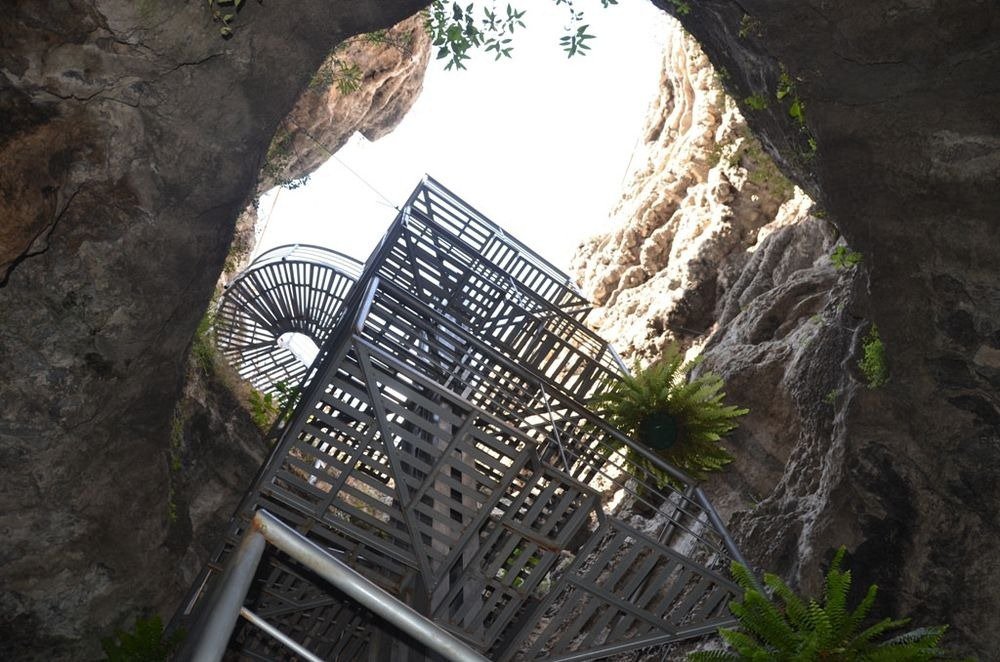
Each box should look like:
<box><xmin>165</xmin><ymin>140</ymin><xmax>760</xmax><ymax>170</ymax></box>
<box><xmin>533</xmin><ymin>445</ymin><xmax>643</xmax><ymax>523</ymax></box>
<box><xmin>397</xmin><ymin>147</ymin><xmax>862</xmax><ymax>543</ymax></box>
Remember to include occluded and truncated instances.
<box><xmin>571</xmin><ymin>23</ymin><xmax>810</xmax><ymax>364</ymax></box>
<box><xmin>223</xmin><ymin>14</ymin><xmax>431</xmax><ymax>281</ymax></box>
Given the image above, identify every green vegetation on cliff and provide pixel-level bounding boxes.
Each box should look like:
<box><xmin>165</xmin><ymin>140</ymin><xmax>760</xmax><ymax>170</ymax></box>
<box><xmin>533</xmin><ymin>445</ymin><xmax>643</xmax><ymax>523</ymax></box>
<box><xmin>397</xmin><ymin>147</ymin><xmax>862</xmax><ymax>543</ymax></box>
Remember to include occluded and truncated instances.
<box><xmin>593</xmin><ymin>343</ymin><xmax>747</xmax><ymax>486</ymax></box>
<box><xmin>691</xmin><ymin>548</ymin><xmax>958</xmax><ymax>661</ymax></box>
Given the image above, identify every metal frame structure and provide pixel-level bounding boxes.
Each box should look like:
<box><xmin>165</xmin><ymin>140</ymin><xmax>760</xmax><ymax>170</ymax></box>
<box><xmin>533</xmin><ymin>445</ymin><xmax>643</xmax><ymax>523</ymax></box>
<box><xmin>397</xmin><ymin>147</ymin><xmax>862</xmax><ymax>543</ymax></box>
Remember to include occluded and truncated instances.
<box><xmin>182</xmin><ymin>509</ymin><xmax>489</xmax><ymax>662</ymax></box>
<box><xmin>176</xmin><ymin>177</ymin><xmax>745</xmax><ymax>661</ymax></box>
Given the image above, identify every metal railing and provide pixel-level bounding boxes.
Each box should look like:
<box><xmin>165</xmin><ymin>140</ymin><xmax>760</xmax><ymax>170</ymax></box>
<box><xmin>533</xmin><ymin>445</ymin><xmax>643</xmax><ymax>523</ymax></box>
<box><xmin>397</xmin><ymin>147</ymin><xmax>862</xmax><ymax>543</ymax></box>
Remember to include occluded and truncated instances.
<box><xmin>181</xmin><ymin>509</ymin><xmax>490</xmax><ymax>662</ymax></box>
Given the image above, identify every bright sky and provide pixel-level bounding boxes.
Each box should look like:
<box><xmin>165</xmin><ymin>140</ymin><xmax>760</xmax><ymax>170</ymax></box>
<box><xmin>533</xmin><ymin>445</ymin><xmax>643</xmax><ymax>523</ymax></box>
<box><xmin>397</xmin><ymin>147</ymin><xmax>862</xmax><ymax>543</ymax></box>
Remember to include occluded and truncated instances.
<box><xmin>255</xmin><ymin>1</ymin><xmax>671</xmax><ymax>270</ymax></box>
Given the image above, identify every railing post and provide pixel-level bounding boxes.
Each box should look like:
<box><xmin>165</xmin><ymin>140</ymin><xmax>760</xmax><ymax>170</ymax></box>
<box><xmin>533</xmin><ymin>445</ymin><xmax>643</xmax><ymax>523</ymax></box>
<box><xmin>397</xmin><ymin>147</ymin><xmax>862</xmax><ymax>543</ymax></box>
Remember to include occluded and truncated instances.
<box><xmin>178</xmin><ymin>519</ymin><xmax>267</xmax><ymax>662</ymax></box>
<box><xmin>692</xmin><ymin>486</ymin><xmax>764</xmax><ymax>592</ymax></box>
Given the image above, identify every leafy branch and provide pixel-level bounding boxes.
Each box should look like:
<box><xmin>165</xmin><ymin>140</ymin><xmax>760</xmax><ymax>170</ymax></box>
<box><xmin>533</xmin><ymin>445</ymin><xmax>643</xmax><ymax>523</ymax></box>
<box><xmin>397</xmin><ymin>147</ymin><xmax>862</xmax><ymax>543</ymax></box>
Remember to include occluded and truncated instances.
<box><xmin>208</xmin><ymin>1</ymin><xmax>622</xmax><ymax>66</ymax></box>
<box><xmin>427</xmin><ymin>0</ymin><xmax>624</xmax><ymax>68</ymax></box>
<box><xmin>776</xmin><ymin>68</ymin><xmax>818</xmax><ymax>155</ymax></box>
<box><xmin>426</xmin><ymin>2</ymin><xmax>526</xmax><ymax>69</ymax></box>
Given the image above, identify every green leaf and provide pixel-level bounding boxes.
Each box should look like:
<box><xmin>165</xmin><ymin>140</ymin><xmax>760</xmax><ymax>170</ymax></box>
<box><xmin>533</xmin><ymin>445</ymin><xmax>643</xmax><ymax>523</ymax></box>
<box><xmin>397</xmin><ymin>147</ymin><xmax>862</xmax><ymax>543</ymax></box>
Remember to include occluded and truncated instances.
<box><xmin>823</xmin><ymin>549</ymin><xmax>851</xmax><ymax>635</ymax></box>
<box><xmin>788</xmin><ymin>98</ymin><xmax>805</xmax><ymax>124</ymax></box>
<box><xmin>830</xmin><ymin>245</ymin><xmax>863</xmax><ymax>269</ymax></box>
<box><xmin>776</xmin><ymin>71</ymin><xmax>795</xmax><ymax>100</ymax></box>
<box><xmin>765</xmin><ymin>572</ymin><xmax>810</xmax><ymax>629</ymax></box>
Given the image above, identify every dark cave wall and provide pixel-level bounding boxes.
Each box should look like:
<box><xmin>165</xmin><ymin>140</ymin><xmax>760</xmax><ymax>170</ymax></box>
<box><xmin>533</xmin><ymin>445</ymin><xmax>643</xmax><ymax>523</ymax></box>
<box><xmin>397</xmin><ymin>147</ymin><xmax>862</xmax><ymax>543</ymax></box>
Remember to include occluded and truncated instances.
<box><xmin>653</xmin><ymin>0</ymin><xmax>1000</xmax><ymax>655</ymax></box>
<box><xmin>1</xmin><ymin>0</ymin><xmax>999</xmax><ymax>658</ymax></box>
<box><xmin>0</xmin><ymin>1</ymin><xmax>424</xmax><ymax>658</ymax></box>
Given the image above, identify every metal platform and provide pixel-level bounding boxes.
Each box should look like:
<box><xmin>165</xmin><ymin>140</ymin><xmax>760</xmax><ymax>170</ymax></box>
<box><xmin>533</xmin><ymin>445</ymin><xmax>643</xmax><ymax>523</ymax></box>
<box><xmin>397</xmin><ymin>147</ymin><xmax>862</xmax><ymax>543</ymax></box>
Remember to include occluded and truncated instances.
<box><xmin>176</xmin><ymin>177</ymin><xmax>744</xmax><ymax>660</ymax></box>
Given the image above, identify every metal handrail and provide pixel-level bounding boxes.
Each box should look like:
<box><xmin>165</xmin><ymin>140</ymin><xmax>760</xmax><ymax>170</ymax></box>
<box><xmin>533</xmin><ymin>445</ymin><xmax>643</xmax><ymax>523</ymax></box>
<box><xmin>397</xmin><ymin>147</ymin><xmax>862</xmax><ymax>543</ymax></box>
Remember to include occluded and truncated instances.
<box><xmin>182</xmin><ymin>509</ymin><xmax>490</xmax><ymax>662</ymax></box>
<box><xmin>420</xmin><ymin>175</ymin><xmax>585</xmax><ymax>295</ymax></box>
<box><xmin>246</xmin><ymin>243</ymin><xmax>364</xmax><ymax>278</ymax></box>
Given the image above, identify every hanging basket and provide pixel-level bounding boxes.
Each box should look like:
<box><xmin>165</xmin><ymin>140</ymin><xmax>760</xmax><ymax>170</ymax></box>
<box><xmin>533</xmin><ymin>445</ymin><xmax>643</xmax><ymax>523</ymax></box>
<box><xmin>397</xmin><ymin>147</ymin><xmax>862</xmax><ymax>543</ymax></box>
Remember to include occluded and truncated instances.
<box><xmin>637</xmin><ymin>410</ymin><xmax>679</xmax><ymax>451</ymax></box>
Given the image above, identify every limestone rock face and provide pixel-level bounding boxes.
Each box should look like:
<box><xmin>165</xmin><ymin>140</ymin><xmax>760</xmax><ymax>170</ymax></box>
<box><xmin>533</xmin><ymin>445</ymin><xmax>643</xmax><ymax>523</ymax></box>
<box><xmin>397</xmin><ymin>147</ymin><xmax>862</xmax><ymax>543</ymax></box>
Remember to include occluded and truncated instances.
<box><xmin>572</xmin><ymin>26</ymin><xmax>802</xmax><ymax>361</ymax></box>
<box><xmin>576</xmin><ymin>4</ymin><xmax>1000</xmax><ymax>653</ymax></box>
<box><xmin>159</xmin><ymin>355</ymin><xmax>269</xmax><ymax>624</ymax></box>
<box><xmin>258</xmin><ymin>13</ymin><xmax>431</xmax><ymax>191</ymax></box>
<box><xmin>0</xmin><ymin>1</ymin><xmax>425</xmax><ymax>658</ymax></box>
<box><xmin>633</xmin><ymin>3</ymin><xmax>1000</xmax><ymax>656</ymax></box>
<box><xmin>570</xmin><ymin>20</ymin><xmax>842</xmax><ymax>546</ymax></box>
<box><xmin>694</xmin><ymin>208</ymin><xmax>845</xmax><ymax>521</ymax></box>
<box><xmin>222</xmin><ymin>15</ymin><xmax>430</xmax><ymax>280</ymax></box>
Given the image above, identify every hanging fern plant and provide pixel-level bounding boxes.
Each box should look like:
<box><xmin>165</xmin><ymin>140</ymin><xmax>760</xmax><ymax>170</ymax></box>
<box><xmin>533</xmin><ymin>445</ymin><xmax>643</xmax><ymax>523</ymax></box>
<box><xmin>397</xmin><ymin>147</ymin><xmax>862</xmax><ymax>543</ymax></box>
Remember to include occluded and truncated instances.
<box><xmin>689</xmin><ymin>548</ymin><xmax>958</xmax><ymax>661</ymax></box>
<box><xmin>592</xmin><ymin>343</ymin><xmax>748</xmax><ymax>487</ymax></box>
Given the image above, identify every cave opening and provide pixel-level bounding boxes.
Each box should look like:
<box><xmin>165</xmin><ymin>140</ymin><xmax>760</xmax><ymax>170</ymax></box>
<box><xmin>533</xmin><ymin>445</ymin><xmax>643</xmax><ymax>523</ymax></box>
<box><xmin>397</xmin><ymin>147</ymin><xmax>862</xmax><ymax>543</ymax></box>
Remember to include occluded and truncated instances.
<box><xmin>276</xmin><ymin>331</ymin><xmax>320</xmax><ymax>368</ymax></box>
<box><xmin>252</xmin><ymin>1</ymin><xmax>671</xmax><ymax>271</ymax></box>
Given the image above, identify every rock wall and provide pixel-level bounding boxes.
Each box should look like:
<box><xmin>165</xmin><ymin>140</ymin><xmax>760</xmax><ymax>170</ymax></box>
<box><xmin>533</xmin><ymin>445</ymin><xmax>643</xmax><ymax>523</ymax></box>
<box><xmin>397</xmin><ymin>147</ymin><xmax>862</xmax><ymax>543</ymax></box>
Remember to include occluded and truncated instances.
<box><xmin>0</xmin><ymin>1</ymin><xmax>426</xmax><ymax>658</ymax></box>
<box><xmin>216</xmin><ymin>14</ymin><xmax>429</xmax><ymax>284</ymax></box>
<box><xmin>581</xmin><ymin>3</ymin><xmax>1000</xmax><ymax>656</ymax></box>
<box><xmin>571</xmin><ymin>16</ymin><xmax>845</xmax><ymax>552</ymax></box>
<box><xmin>2</xmin><ymin>0</ymin><xmax>997</xmax><ymax>657</ymax></box>
<box><xmin>572</xmin><ymin>26</ymin><xmax>802</xmax><ymax>362</ymax></box>
<box><xmin>258</xmin><ymin>12</ymin><xmax>431</xmax><ymax>192</ymax></box>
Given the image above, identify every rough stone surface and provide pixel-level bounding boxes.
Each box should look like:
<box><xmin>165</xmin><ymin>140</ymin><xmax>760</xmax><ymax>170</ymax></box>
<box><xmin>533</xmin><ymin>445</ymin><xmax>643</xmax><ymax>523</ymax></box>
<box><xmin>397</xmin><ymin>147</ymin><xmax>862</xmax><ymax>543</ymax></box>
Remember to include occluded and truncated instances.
<box><xmin>639</xmin><ymin>3</ymin><xmax>1000</xmax><ymax>656</ymax></box>
<box><xmin>224</xmin><ymin>15</ymin><xmax>429</xmax><ymax>280</ymax></box>
<box><xmin>0</xmin><ymin>1</ymin><xmax>425</xmax><ymax>658</ymax></box>
<box><xmin>575</xmin><ymin>5</ymin><xmax>1000</xmax><ymax>654</ymax></box>
<box><xmin>695</xmin><ymin>210</ymin><xmax>845</xmax><ymax>521</ymax></box>
<box><xmin>571</xmin><ymin>25</ymin><xmax>801</xmax><ymax>362</ymax></box>
<box><xmin>258</xmin><ymin>12</ymin><xmax>430</xmax><ymax>191</ymax></box>
<box><xmin>220</xmin><ymin>203</ymin><xmax>259</xmax><ymax>286</ymax></box>
<box><xmin>2</xmin><ymin>0</ymin><xmax>999</xmax><ymax>658</ymax></box>
<box><xmin>161</xmin><ymin>353</ymin><xmax>269</xmax><ymax>622</ymax></box>
<box><xmin>570</xmin><ymin>18</ymin><xmax>851</xmax><ymax>568</ymax></box>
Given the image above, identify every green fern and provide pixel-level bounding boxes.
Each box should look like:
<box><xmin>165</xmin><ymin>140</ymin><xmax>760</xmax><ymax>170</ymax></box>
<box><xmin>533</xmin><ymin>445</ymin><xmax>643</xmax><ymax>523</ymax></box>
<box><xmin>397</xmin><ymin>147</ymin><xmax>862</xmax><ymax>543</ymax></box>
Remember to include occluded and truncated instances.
<box><xmin>689</xmin><ymin>548</ymin><xmax>960</xmax><ymax>661</ymax></box>
<box><xmin>859</xmin><ymin>324</ymin><xmax>889</xmax><ymax>389</ymax></box>
<box><xmin>592</xmin><ymin>343</ymin><xmax>747</xmax><ymax>487</ymax></box>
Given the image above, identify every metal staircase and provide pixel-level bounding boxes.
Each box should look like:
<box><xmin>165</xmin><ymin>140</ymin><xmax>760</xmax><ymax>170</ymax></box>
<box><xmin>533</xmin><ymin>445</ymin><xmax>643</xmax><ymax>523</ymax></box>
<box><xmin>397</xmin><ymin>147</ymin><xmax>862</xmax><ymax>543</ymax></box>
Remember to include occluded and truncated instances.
<box><xmin>174</xmin><ymin>177</ymin><xmax>746</xmax><ymax>660</ymax></box>
<box><xmin>215</xmin><ymin>244</ymin><xmax>363</xmax><ymax>396</ymax></box>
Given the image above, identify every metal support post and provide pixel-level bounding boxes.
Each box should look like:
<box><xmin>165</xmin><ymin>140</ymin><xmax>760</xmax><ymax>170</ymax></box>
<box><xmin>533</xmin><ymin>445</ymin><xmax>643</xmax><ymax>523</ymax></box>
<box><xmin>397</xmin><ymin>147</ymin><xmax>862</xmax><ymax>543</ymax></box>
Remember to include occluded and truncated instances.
<box><xmin>254</xmin><ymin>510</ymin><xmax>491</xmax><ymax>662</ymax></box>
<box><xmin>181</xmin><ymin>520</ymin><xmax>267</xmax><ymax>662</ymax></box>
